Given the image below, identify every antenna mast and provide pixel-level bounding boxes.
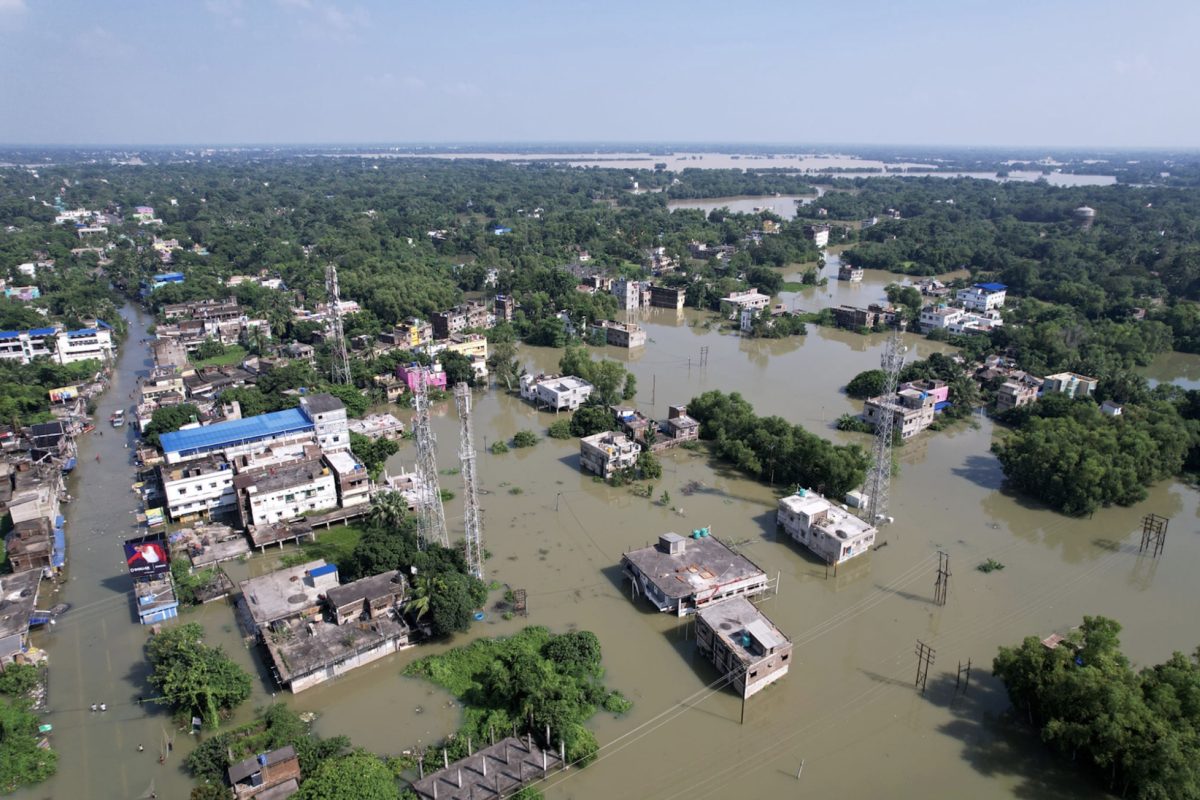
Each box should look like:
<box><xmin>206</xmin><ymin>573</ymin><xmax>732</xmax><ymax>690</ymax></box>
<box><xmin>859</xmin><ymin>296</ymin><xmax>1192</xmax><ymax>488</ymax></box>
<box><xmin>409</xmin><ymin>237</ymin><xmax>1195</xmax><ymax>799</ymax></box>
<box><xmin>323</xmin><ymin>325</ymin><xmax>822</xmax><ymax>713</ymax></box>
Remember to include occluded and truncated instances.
<box><xmin>325</xmin><ymin>263</ymin><xmax>352</xmax><ymax>385</ymax></box>
<box><xmin>454</xmin><ymin>382</ymin><xmax>484</xmax><ymax>579</ymax></box>
<box><xmin>411</xmin><ymin>370</ymin><xmax>449</xmax><ymax>549</ymax></box>
<box><xmin>864</xmin><ymin>323</ymin><xmax>906</xmax><ymax>525</ymax></box>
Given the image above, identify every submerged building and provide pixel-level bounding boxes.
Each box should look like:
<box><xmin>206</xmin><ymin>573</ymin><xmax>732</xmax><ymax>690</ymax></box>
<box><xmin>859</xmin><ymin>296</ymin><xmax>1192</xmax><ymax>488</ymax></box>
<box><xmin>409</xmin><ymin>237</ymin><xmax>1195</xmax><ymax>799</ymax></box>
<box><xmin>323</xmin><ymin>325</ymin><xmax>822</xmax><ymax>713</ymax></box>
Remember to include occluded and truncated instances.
<box><xmin>695</xmin><ymin>597</ymin><xmax>792</xmax><ymax>699</ymax></box>
<box><xmin>621</xmin><ymin>530</ymin><xmax>769</xmax><ymax>616</ymax></box>
<box><xmin>777</xmin><ymin>489</ymin><xmax>877</xmax><ymax>565</ymax></box>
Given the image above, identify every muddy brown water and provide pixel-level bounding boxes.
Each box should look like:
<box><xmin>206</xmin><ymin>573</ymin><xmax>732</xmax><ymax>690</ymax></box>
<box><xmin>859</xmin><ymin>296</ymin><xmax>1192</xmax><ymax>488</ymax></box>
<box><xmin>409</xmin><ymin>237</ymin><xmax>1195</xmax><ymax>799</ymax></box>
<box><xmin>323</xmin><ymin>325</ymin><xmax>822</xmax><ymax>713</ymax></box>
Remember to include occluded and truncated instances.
<box><xmin>19</xmin><ymin>297</ymin><xmax>1200</xmax><ymax>800</ymax></box>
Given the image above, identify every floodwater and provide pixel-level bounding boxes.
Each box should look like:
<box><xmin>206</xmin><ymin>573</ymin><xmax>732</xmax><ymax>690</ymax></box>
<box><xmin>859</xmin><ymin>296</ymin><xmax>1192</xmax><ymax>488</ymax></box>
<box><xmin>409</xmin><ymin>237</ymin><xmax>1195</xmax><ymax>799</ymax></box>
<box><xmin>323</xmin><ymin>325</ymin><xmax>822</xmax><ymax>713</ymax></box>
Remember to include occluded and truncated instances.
<box><xmin>666</xmin><ymin>195</ymin><xmax>815</xmax><ymax>220</ymax></box>
<box><xmin>367</xmin><ymin>150</ymin><xmax>1119</xmax><ymax>185</ymax></box>
<box><xmin>1141</xmin><ymin>350</ymin><xmax>1200</xmax><ymax>391</ymax></box>
<box><xmin>22</xmin><ymin>298</ymin><xmax>1200</xmax><ymax>800</ymax></box>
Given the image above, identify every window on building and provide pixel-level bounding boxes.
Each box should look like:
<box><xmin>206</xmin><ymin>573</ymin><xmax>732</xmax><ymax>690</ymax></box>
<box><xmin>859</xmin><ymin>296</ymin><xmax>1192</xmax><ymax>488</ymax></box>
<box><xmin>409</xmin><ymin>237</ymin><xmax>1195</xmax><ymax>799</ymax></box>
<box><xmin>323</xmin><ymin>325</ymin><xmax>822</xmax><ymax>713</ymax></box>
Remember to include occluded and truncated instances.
<box><xmin>781</xmin><ymin>654</ymin><xmax>789</xmax><ymax>661</ymax></box>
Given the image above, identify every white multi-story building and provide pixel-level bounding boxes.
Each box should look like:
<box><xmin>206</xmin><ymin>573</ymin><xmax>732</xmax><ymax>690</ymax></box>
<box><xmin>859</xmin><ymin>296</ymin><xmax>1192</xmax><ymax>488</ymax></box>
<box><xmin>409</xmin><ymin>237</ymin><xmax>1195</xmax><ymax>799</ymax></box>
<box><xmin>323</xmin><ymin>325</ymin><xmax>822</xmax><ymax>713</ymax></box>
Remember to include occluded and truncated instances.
<box><xmin>956</xmin><ymin>283</ymin><xmax>1007</xmax><ymax>313</ymax></box>
<box><xmin>519</xmin><ymin>373</ymin><xmax>594</xmax><ymax>411</ymax></box>
<box><xmin>160</xmin><ymin>458</ymin><xmax>237</xmax><ymax>522</ymax></box>
<box><xmin>777</xmin><ymin>490</ymin><xmax>877</xmax><ymax>565</ymax></box>
<box><xmin>299</xmin><ymin>393</ymin><xmax>350</xmax><ymax>453</ymax></box>
<box><xmin>611</xmin><ymin>279</ymin><xmax>642</xmax><ymax>311</ymax></box>
<box><xmin>55</xmin><ymin>326</ymin><xmax>115</xmax><ymax>364</ymax></box>
<box><xmin>720</xmin><ymin>289</ymin><xmax>771</xmax><ymax>320</ymax></box>
<box><xmin>0</xmin><ymin>325</ymin><xmax>114</xmax><ymax>365</ymax></box>
<box><xmin>324</xmin><ymin>450</ymin><xmax>370</xmax><ymax>508</ymax></box>
<box><xmin>918</xmin><ymin>304</ymin><xmax>965</xmax><ymax>333</ymax></box>
<box><xmin>234</xmin><ymin>457</ymin><xmax>339</xmax><ymax>528</ymax></box>
<box><xmin>580</xmin><ymin>431</ymin><xmax>641</xmax><ymax>479</ymax></box>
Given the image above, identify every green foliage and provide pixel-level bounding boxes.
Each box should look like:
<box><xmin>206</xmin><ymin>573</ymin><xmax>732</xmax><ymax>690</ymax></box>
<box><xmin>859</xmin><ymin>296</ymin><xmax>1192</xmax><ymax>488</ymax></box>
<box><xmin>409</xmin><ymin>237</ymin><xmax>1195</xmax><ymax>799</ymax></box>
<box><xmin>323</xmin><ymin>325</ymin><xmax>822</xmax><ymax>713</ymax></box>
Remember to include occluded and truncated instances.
<box><xmin>293</xmin><ymin>751</ymin><xmax>399</xmax><ymax>800</ymax></box>
<box><xmin>836</xmin><ymin>413</ymin><xmax>873</xmax><ymax>433</ymax></box>
<box><xmin>344</xmin><ymin>514</ymin><xmax>486</xmax><ymax>637</ymax></box>
<box><xmin>439</xmin><ymin>351</ymin><xmax>477</xmax><ymax>388</ymax></box>
<box><xmin>194</xmin><ymin>337</ymin><xmax>228</xmax><ymax>361</ymax></box>
<box><xmin>511</xmin><ymin>430</ymin><xmax>539</xmax><ymax>448</ymax></box>
<box><xmin>190</xmin><ymin>784</ymin><xmax>234</xmax><ymax>800</ymax></box>
<box><xmin>0</xmin><ymin>664</ymin><xmax>40</xmax><ymax>698</ymax></box>
<box><xmin>559</xmin><ymin>345</ymin><xmax>633</xmax><ymax>406</ymax></box>
<box><xmin>406</xmin><ymin>627</ymin><xmax>627</xmax><ymax>766</ymax></box>
<box><xmin>977</xmin><ymin>558</ymin><xmax>1006</xmax><ymax>573</ymax></box>
<box><xmin>637</xmin><ymin>451</ymin><xmax>663</xmax><ymax>479</ymax></box>
<box><xmin>846</xmin><ymin>370</ymin><xmax>886</xmax><ymax>399</ymax></box>
<box><xmin>170</xmin><ymin>559</ymin><xmax>222</xmax><ymax>606</ymax></box>
<box><xmin>993</xmin><ymin>399</ymin><xmax>1192</xmax><ymax>515</ymax></box>
<box><xmin>350</xmin><ymin>431</ymin><xmax>399</xmax><ymax>480</ymax></box>
<box><xmin>322</xmin><ymin>383</ymin><xmax>369</xmax><ymax>419</ymax></box>
<box><xmin>144</xmin><ymin>403</ymin><xmax>201</xmax><ymax>448</ymax></box>
<box><xmin>146</xmin><ymin>622</ymin><xmax>252</xmax><ymax>728</ymax></box>
<box><xmin>994</xmin><ymin>617</ymin><xmax>1200</xmax><ymax>800</ymax></box>
<box><xmin>569</xmin><ymin>405</ymin><xmax>615</xmax><ymax>438</ymax></box>
<box><xmin>688</xmin><ymin>390</ymin><xmax>870</xmax><ymax>496</ymax></box>
<box><xmin>280</xmin><ymin>525</ymin><xmax>363</xmax><ymax>570</ymax></box>
<box><xmin>0</xmin><ymin>695</ymin><xmax>57</xmax><ymax>793</ymax></box>
<box><xmin>547</xmin><ymin>418</ymin><xmax>572</xmax><ymax>439</ymax></box>
<box><xmin>489</xmin><ymin>440</ymin><xmax>510</xmax><ymax>455</ymax></box>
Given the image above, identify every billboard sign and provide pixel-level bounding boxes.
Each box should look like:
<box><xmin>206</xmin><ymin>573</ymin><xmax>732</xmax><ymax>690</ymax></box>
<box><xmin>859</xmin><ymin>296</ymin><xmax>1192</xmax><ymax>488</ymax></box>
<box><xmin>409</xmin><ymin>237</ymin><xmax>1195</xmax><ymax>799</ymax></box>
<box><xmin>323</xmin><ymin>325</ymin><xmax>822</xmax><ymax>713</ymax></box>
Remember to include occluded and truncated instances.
<box><xmin>124</xmin><ymin>537</ymin><xmax>169</xmax><ymax>577</ymax></box>
<box><xmin>48</xmin><ymin>386</ymin><xmax>79</xmax><ymax>403</ymax></box>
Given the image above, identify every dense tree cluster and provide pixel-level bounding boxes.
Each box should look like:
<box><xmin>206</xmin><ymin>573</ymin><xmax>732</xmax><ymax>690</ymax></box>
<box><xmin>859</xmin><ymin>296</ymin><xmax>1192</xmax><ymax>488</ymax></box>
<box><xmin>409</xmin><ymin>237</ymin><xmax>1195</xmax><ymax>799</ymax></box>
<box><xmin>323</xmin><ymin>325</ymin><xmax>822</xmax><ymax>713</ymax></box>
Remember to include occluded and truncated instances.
<box><xmin>994</xmin><ymin>616</ymin><xmax>1200</xmax><ymax>799</ymax></box>
<box><xmin>687</xmin><ymin>390</ymin><xmax>870</xmax><ymax>497</ymax></box>
<box><xmin>0</xmin><ymin>664</ymin><xmax>56</xmax><ymax>793</ymax></box>
<box><xmin>405</xmin><ymin>626</ymin><xmax>630</xmax><ymax>766</ymax></box>
<box><xmin>346</xmin><ymin>499</ymin><xmax>488</xmax><ymax>637</ymax></box>
<box><xmin>993</xmin><ymin>394</ymin><xmax>1195</xmax><ymax>515</ymax></box>
<box><xmin>0</xmin><ymin>358</ymin><xmax>102</xmax><ymax>428</ymax></box>
<box><xmin>145</xmin><ymin>622</ymin><xmax>252</xmax><ymax>728</ymax></box>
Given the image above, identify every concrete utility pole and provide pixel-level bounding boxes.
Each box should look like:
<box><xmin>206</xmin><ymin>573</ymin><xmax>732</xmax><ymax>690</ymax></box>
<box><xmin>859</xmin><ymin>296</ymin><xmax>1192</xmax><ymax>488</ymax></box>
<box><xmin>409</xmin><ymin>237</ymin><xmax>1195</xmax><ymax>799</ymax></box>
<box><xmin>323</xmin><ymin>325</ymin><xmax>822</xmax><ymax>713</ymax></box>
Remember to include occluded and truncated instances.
<box><xmin>933</xmin><ymin>550</ymin><xmax>951</xmax><ymax>606</ymax></box>
<box><xmin>455</xmin><ymin>382</ymin><xmax>484</xmax><ymax>580</ymax></box>
<box><xmin>915</xmin><ymin>640</ymin><xmax>935</xmax><ymax>694</ymax></box>
<box><xmin>1139</xmin><ymin>513</ymin><xmax>1168</xmax><ymax>558</ymax></box>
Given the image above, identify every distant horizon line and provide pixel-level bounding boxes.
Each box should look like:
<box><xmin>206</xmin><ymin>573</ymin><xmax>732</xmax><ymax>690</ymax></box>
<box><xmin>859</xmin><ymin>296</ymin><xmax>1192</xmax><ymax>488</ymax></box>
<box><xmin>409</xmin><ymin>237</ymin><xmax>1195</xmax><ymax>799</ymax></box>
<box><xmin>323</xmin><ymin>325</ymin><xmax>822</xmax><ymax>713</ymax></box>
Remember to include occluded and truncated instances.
<box><xmin>0</xmin><ymin>140</ymin><xmax>1196</xmax><ymax>154</ymax></box>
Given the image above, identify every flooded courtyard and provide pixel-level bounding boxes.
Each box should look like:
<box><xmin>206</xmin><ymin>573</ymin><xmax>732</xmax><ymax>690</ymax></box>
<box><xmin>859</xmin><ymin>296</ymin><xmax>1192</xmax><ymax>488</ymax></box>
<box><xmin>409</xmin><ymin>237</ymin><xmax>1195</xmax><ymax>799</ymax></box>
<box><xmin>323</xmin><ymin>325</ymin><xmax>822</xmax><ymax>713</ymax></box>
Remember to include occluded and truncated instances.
<box><xmin>18</xmin><ymin>296</ymin><xmax>1200</xmax><ymax>800</ymax></box>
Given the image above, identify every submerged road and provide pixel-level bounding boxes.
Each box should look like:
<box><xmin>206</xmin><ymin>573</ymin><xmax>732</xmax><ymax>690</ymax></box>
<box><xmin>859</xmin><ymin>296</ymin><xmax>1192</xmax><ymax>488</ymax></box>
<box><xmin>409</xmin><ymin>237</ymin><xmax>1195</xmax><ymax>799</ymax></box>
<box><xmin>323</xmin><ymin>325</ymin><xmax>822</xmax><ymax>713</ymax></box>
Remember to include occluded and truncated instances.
<box><xmin>17</xmin><ymin>303</ymin><xmax>172</xmax><ymax>800</ymax></box>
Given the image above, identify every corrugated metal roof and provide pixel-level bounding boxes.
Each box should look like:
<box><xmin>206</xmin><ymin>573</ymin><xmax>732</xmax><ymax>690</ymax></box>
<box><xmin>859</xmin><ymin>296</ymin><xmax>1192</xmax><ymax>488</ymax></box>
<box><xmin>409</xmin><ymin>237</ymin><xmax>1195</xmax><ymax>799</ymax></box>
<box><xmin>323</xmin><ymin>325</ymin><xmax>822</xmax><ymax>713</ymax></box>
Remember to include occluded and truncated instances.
<box><xmin>159</xmin><ymin>407</ymin><xmax>312</xmax><ymax>455</ymax></box>
<box><xmin>975</xmin><ymin>282</ymin><xmax>1007</xmax><ymax>292</ymax></box>
<box><xmin>308</xmin><ymin>563</ymin><xmax>338</xmax><ymax>578</ymax></box>
<box><xmin>67</xmin><ymin>328</ymin><xmax>97</xmax><ymax>337</ymax></box>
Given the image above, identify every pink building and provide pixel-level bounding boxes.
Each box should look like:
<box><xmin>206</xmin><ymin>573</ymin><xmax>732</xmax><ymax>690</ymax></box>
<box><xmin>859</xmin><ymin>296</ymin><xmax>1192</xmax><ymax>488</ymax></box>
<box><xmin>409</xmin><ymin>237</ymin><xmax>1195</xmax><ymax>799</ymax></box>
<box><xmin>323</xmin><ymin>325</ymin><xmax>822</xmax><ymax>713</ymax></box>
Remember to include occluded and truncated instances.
<box><xmin>899</xmin><ymin>379</ymin><xmax>949</xmax><ymax>405</ymax></box>
<box><xmin>396</xmin><ymin>362</ymin><xmax>447</xmax><ymax>392</ymax></box>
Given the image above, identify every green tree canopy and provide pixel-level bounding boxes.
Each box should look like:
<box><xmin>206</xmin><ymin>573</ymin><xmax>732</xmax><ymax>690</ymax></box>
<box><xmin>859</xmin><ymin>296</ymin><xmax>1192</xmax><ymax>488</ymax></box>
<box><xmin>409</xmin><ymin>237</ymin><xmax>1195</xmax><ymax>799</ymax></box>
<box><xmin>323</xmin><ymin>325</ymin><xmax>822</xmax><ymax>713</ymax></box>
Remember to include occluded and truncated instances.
<box><xmin>146</xmin><ymin>622</ymin><xmax>252</xmax><ymax>728</ymax></box>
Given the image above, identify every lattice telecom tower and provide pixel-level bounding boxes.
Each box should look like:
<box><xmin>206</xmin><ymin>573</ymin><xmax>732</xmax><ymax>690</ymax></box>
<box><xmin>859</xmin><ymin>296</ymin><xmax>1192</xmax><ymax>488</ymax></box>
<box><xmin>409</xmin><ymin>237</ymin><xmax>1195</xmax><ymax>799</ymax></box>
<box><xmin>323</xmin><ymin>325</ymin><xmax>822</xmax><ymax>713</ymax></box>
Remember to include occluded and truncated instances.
<box><xmin>411</xmin><ymin>370</ymin><xmax>449</xmax><ymax>549</ymax></box>
<box><xmin>863</xmin><ymin>325</ymin><xmax>907</xmax><ymax>525</ymax></box>
<box><xmin>454</xmin><ymin>382</ymin><xmax>485</xmax><ymax>579</ymax></box>
<box><xmin>325</xmin><ymin>263</ymin><xmax>352</xmax><ymax>385</ymax></box>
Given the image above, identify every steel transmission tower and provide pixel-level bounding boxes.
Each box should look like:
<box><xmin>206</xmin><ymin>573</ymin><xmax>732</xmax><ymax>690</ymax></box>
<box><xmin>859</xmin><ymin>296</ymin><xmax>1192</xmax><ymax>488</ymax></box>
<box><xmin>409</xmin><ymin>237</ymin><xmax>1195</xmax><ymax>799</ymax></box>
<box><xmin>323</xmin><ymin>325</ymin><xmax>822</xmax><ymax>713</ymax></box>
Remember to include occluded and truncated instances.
<box><xmin>411</xmin><ymin>370</ymin><xmax>449</xmax><ymax>549</ymax></box>
<box><xmin>864</xmin><ymin>324</ymin><xmax>907</xmax><ymax>525</ymax></box>
<box><xmin>325</xmin><ymin>263</ymin><xmax>352</xmax><ymax>385</ymax></box>
<box><xmin>454</xmin><ymin>382</ymin><xmax>485</xmax><ymax>579</ymax></box>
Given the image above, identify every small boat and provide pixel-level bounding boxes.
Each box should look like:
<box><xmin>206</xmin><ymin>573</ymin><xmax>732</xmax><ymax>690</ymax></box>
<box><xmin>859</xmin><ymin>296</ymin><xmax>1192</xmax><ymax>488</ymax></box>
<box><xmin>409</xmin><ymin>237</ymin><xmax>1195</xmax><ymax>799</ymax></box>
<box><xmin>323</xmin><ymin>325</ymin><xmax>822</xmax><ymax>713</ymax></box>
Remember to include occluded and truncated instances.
<box><xmin>50</xmin><ymin>603</ymin><xmax>71</xmax><ymax>617</ymax></box>
<box><xmin>38</xmin><ymin>724</ymin><xmax>53</xmax><ymax>735</ymax></box>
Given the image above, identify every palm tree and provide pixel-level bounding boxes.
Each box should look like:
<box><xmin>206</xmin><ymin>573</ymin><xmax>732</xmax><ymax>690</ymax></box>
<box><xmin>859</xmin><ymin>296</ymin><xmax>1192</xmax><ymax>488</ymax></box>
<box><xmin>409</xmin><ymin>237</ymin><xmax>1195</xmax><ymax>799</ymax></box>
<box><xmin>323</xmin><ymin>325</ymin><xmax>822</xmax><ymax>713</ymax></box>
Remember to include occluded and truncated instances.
<box><xmin>369</xmin><ymin>490</ymin><xmax>409</xmax><ymax>531</ymax></box>
<box><xmin>404</xmin><ymin>574</ymin><xmax>442</xmax><ymax>621</ymax></box>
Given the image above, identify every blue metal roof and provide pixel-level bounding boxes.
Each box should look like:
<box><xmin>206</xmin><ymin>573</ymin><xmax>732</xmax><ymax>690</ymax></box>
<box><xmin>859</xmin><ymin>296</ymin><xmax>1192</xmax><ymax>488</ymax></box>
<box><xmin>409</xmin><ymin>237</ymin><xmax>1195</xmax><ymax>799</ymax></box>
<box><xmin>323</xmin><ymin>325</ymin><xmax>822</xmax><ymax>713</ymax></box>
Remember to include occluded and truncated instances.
<box><xmin>29</xmin><ymin>327</ymin><xmax>57</xmax><ymax>336</ymax></box>
<box><xmin>160</xmin><ymin>407</ymin><xmax>313</xmax><ymax>457</ymax></box>
<box><xmin>68</xmin><ymin>328</ymin><xmax>97</xmax><ymax>337</ymax></box>
<box><xmin>153</xmin><ymin>272</ymin><xmax>185</xmax><ymax>282</ymax></box>
<box><xmin>975</xmin><ymin>282</ymin><xmax>1007</xmax><ymax>292</ymax></box>
<box><xmin>96</xmin><ymin>319</ymin><xmax>113</xmax><ymax>330</ymax></box>
<box><xmin>52</xmin><ymin>526</ymin><xmax>66</xmax><ymax>567</ymax></box>
<box><xmin>0</xmin><ymin>331</ymin><xmax>17</xmax><ymax>340</ymax></box>
<box><xmin>308</xmin><ymin>564</ymin><xmax>338</xmax><ymax>578</ymax></box>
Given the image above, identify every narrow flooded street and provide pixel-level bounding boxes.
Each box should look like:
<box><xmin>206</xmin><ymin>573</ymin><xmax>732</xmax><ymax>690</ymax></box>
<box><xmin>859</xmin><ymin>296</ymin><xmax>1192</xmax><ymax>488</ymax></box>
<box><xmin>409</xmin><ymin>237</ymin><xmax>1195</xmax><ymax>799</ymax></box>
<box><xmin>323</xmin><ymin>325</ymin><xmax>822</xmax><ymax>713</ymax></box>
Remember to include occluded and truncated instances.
<box><xmin>19</xmin><ymin>299</ymin><xmax>1200</xmax><ymax>800</ymax></box>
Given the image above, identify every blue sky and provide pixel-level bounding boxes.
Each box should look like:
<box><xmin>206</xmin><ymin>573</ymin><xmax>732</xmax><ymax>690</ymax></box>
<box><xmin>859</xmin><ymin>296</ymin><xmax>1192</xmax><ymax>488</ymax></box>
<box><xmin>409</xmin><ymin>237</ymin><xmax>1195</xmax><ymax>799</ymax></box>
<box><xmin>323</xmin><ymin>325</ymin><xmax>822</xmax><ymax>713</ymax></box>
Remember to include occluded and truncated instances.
<box><xmin>0</xmin><ymin>0</ymin><xmax>1195</xmax><ymax>147</ymax></box>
